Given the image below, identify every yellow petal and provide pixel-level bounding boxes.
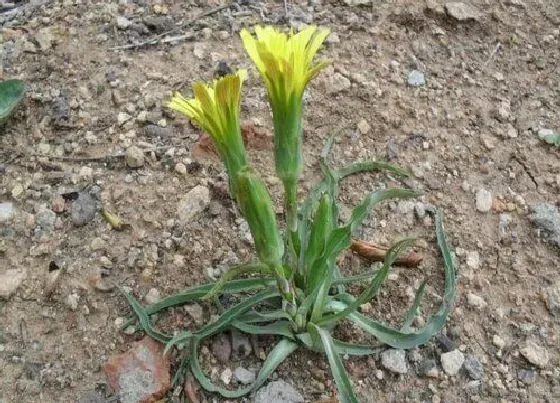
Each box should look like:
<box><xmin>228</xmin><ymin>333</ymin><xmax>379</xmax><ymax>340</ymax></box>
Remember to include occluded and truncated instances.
<box><xmin>241</xmin><ymin>29</ymin><xmax>266</xmax><ymax>74</ymax></box>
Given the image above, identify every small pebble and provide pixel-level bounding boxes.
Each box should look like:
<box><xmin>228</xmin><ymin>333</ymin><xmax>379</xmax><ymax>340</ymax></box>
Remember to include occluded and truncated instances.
<box><xmin>125</xmin><ymin>146</ymin><xmax>145</xmax><ymax>168</ymax></box>
<box><xmin>475</xmin><ymin>189</ymin><xmax>493</xmax><ymax>213</ymax></box>
<box><xmin>407</xmin><ymin>70</ymin><xmax>425</xmax><ymax>86</ymax></box>
<box><xmin>467</xmin><ymin>293</ymin><xmax>487</xmax><ymax>309</ymax></box>
<box><xmin>380</xmin><ymin>349</ymin><xmax>408</xmax><ymax>374</ymax></box>
<box><xmin>441</xmin><ymin>349</ymin><xmax>464</xmax><ymax>375</ymax></box>
<box><xmin>466</xmin><ymin>251</ymin><xmax>480</xmax><ymax>269</ymax></box>
<box><xmin>234</xmin><ymin>367</ymin><xmax>256</xmax><ymax>384</ymax></box>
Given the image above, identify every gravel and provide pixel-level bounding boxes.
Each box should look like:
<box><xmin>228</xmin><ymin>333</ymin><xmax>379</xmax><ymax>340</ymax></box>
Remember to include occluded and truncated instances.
<box><xmin>545</xmin><ymin>283</ymin><xmax>560</xmax><ymax>317</ymax></box>
<box><xmin>466</xmin><ymin>251</ymin><xmax>480</xmax><ymax>269</ymax></box>
<box><xmin>0</xmin><ymin>202</ymin><xmax>14</xmax><ymax>223</ymax></box>
<box><xmin>529</xmin><ymin>203</ymin><xmax>560</xmax><ymax>246</ymax></box>
<box><xmin>520</xmin><ymin>341</ymin><xmax>549</xmax><ymax>368</ymax></box>
<box><xmin>463</xmin><ymin>354</ymin><xmax>484</xmax><ymax>380</ymax></box>
<box><xmin>254</xmin><ymin>380</ymin><xmax>304</xmax><ymax>403</ymax></box>
<box><xmin>71</xmin><ymin>192</ymin><xmax>97</xmax><ymax>226</ymax></box>
<box><xmin>125</xmin><ymin>146</ymin><xmax>145</xmax><ymax>168</ymax></box>
<box><xmin>381</xmin><ymin>349</ymin><xmax>408</xmax><ymax>374</ymax></box>
<box><xmin>467</xmin><ymin>293</ymin><xmax>487</xmax><ymax>309</ymax></box>
<box><xmin>177</xmin><ymin>185</ymin><xmax>210</xmax><ymax>225</ymax></box>
<box><xmin>0</xmin><ymin>268</ymin><xmax>27</xmax><ymax>299</ymax></box>
<box><xmin>407</xmin><ymin>70</ymin><xmax>425</xmax><ymax>86</ymax></box>
<box><xmin>518</xmin><ymin>368</ymin><xmax>537</xmax><ymax>384</ymax></box>
<box><xmin>211</xmin><ymin>333</ymin><xmax>231</xmax><ymax>364</ymax></box>
<box><xmin>445</xmin><ymin>2</ymin><xmax>482</xmax><ymax>21</ymax></box>
<box><xmin>475</xmin><ymin>189</ymin><xmax>493</xmax><ymax>213</ymax></box>
<box><xmin>234</xmin><ymin>367</ymin><xmax>256</xmax><ymax>384</ymax></box>
<box><xmin>441</xmin><ymin>349</ymin><xmax>465</xmax><ymax>375</ymax></box>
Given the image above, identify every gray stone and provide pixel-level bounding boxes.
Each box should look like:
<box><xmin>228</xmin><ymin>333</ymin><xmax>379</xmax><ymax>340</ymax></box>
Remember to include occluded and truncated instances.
<box><xmin>520</xmin><ymin>341</ymin><xmax>549</xmax><ymax>368</ymax></box>
<box><xmin>435</xmin><ymin>333</ymin><xmax>455</xmax><ymax>352</ymax></box>
<box><xmin>36</xmin><ymin>207</ymin><xmax>56</xmax><ymax>235</ymax></box>
<box><xmin>177</xmin><ymin>185</ymin><xmax>210</xmax><ymax>224</ymax></box>
<box><xmin>407</xmin><ymin>70</ymin><xmax>425</xmax><ymax>86</ymax></box>
<box><xmin>441</xmin><ymin>349</ymin><xmax>464</xmax><ymax>375</ymax></box>
<box><xmin>445</xmin><ymin>2</ymin><xmax>482</xmax><ymax>21</ymax></box>
<box><xmin>231</xmin><ymin>328</ymin><xmax>252</xmax><ymax>357</ymax></box>
<box><xmin>464</xmin><ymin>354</ymin><xmax>484</xmax><ymax>380</ymax></box>
<box><xmin>183</xmin><ymin>303</ymin><xmax>204</xmax><ymax>326</ymax></box>
<box><xmin>529</xmin><ymin>203</ymin><xmax>560</xmax><ymax>246</ymax></box>
<box><xmin>475</xmin><ymin>189</ymin><xmax>492</xmax><ymax>213</ymax></box>
<box><xmin>220</xmin><ymin>368</ymin><xmax>232</xmax><ymax>385</ymax></box>
<box><xmin>143</xmin><ymin>16</ymin><xmax>173</xmax><ymax>33</ymax></box>
<box><xmin>467</xmin><ymin>292</ymin><xmax>487</xmax><ymax>309</ymax></box>
<box><xmin>125</xmin><ymin>146</ymin><xmax>145</xmax><ymax>168</ymax></box>
<box><xmin>234</xmin><ymin>367</ymin><xmax>256</xmax><ymax>384</ymax></box>
<box><xmin>211</xmin><ymin>333</ymin><xmax>231</xmax><ymax>364</ymax></box>
<box><xmin>254</xmin><ymin>380</ymin><xmax>304</xmax><ymax>403</ymax></box>
<box><xmin>116</xmin><ymin>16</ymin><xmax>133</xmax><ymax>30</ymax></box>
<box><xmin>417</xmin><ymin>358</ymin><xmax>438</xmax><ymax>378</ymax></box>
<box><xmin>0</xmin><ymin>268</ymin><xmax>26</xmax><ymax>298</ymax></box>
<box><xmin>0</xmin><ymin>202</ymin><xmax>14</xmax><ymax>223</ymax></box>
<box><xmin>518</xmin><ymin>368</ymin><xmax>536</xmax><ymax>384</ymax></box>
<box><xmin>144</xmin><ymin>288</ymin><xmax>160</xmax><ymax>305</ymax></box>
<box><xmin>71</xmin><ymin>192</ymin><xmax>97</xmax><ymax>226</ymax></box>
<box><xmin>35</xmin><ymin>27</ymin><xmax>53</xmax><ymax>51</ymax></box>
<box><xmin>381</xmin><ymin>349</ymin><xmax>408</xmax><ymax>374</ymax></box>
<box><xmin>545</xmin><ymin>283</ymin><xmax>560</xmax><ymax>317</ymax></box>
<box><xmin>327</xmin><ymin>72</ymin><xmax>351</xmax><ymax>94</ymax></box>
<box><xmin>466</xmin><ymin>251</ymin><xmax>480</xmax><ymax>269</ymax></box>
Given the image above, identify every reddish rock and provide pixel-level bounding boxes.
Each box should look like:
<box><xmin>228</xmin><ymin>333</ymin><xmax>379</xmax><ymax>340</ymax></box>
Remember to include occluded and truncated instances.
<box><xmin>103</xmin><ymin>337</ymin><xmax>171</xmax><ymax>403</ymax></box>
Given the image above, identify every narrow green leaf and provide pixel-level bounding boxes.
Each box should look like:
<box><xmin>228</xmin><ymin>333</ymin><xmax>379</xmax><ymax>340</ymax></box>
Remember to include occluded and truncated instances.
<box><xmin>146</xmin><ymin>278</ymin><xmax>275</xmax><ymax>315</ymax></box>
<box><xmin>401</xmin><ymin>279</ymin><xmax>427</xmax><ymax>332</ymax></box>
<box><xmin>196</xmin><ymin>288</ymin><xmax>279</xmax><ymax>339</ymax></box>
<box><xmin>190</xmin><ymin>336</ymin><xmax>298</xmax><ymax>398</ymax></box>
<box><xmin>310</xmin><ymin>262</ymin><xmax>334</xmax><ymax>323</ymax></box>
<box><xmin>164</xmin><ymin>331</ymin><xmax>192</xmax><ymax>355</ymax></box>
<box><xmin>0</xmin><ymin>79</ymin><xmax>26</xmax><ymax>121</ymax></box>
<box><xmin>309</xmin><ymin>324</ymin><xmax>359</xmax><ymax>403</ymax></box>
<box><xmin>543</xmin><ymin>133</ymin><xmax>560</xmax><ymax>146</ymax></box>
<box><xmin>333</xmin><ymin>161</ymin><xmax>411</xmax><ymax>180</ymax></box>
<box><xmin>203</xmin><ymin>262</ymin><xmax>269</xmax><ymax>300</ymax></box>
<box><xmin>309</xmin><ymin>189</ymin><xmax>418</xmax><ymax>287</ymax></box>
<box><xmin>296</xmin><ymin>332</ymin><xmax>381</xmax><ymax>356</ymax></box>
<box><xmin>121</xmin><ymin>290</ymin><xmax>172</xmax><ymax>343</ymax></box>
<box><xmin>232</xmin><ymin>320</ymin><xmax>295</xmax><ymax>339</ymax></box>
<box><xmin>305</xmin><ymin>193</ymin><xmax>334</xmax><ymax>291</ymax></box>
<box><xmin>326</xmin><ymin>210</ymin><xmax>456</xmax><ymax>350</ymax></box>
<box><xmin>236</xmin><ymin>309</ymin><xmax>292</xmax><ymax>324</ymax></box>
<box><xmin>332</xmin><ymin>269</ymin><xmax>380</xmax><ymax>286</ymax></box>
<box><xmin>318</xmin><ymin>238</ymin><xmax>415</xmax><ymax>326</ymax></box>
<box><xmin>333</xmin><ymin>340</ymin><xmax>383</xmax><ymax>356</ymax></box>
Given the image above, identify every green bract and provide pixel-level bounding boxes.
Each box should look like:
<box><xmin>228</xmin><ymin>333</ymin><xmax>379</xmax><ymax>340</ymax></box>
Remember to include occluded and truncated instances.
<box><xmin>0</xmin><ymin>79</ymin><xmax>26</xmax><ymax>123</ymax></box>
<box><xmin>125</xmin><ymin>25</ymin><xmax>457</xmax><ymax>403</ymax></box>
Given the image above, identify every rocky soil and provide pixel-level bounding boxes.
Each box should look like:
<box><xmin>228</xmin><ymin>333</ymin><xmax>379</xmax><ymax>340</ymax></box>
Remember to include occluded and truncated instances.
<box><xmin>1</xmin><ymin>0</ymin><xmax>559</xmax><ymax>402</ymax></box>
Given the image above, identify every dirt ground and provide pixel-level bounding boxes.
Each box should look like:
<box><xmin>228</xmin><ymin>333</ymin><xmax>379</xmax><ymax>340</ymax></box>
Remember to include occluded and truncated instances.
<box><xmin>1</xmin><ymin>0</ymin><xmax>559</xmax><ymax>402</ymax></box>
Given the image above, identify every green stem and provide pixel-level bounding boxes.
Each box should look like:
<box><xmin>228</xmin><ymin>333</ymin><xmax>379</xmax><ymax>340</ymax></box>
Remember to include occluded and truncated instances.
<box><xmin>282</xmin><ymin>177</ymin><xmax>299</xmax><ymax>272</ymax></box>
<box><xmin>283</xmin><ymin>177</ymin><xmax>298</xmax><ymax>234</ymax></box>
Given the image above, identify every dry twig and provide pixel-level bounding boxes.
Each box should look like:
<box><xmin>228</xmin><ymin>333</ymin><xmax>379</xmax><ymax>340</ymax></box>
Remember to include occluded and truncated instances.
<box><xmin>350</xmin><ymin>238</ymin><xmax>423</xmax><ymax>268</ymax></box>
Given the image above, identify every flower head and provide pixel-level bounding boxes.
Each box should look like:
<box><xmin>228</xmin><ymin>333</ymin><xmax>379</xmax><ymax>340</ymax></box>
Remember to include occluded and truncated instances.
<box><xmin>167</xmin><ymin>70</ymin><xmax>248</xmax><ymax>196</ymax></box>
<box><xmin>240</xmin><ymin>25</ymin><xmax>330</xmax><ymax>102</ymax></box>
<box><xmin>240</xmin><ymin>26</ymin><xmax>330</xmax><ymax>183</ymax></box>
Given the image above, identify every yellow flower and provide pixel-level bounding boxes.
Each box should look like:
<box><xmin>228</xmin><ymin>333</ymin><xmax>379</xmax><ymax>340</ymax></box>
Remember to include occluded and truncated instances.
<box><xmin>240</xmin><ymin>26</ymin><xmax>330</xmax><ymax>184</ymax></box>
<box><xmin>240</xmin><ymin>25</ymin><xmax>331</xmax><ymax>102</ymax></box>
<box><xmin>167</xmin><ymin>70</ymin><xmax>248</xmax><ymax>197</ymax></box>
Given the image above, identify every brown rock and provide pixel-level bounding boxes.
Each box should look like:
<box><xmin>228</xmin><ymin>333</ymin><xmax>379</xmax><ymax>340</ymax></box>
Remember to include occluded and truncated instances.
<box><xmin>103</xmin><ymin>337</ymin><xmax>171</xmax><ymax>403</ymax></box>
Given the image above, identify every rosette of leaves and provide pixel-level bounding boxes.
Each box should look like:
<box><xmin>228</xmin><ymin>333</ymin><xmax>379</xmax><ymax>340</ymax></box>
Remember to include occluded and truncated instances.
<box><xmin>123</xmin><ymin>26</ymin><xmax>457</xmax><ymax>403</ymax></box>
